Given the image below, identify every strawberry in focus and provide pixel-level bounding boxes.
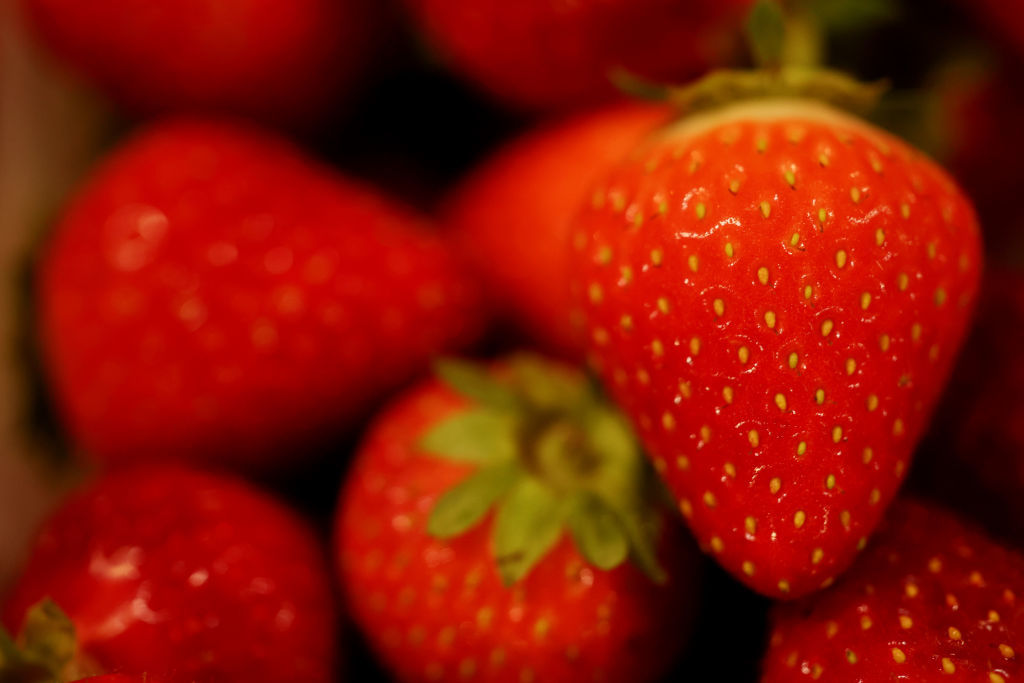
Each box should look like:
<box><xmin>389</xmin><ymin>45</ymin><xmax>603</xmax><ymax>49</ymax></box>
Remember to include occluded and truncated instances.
<box><xmin>37</xmin><ymin>119</ymin><xmax>482</xmax><ymax>471</ymax></box>
<box><xmin>572</xmin><ymin>96</ymin><xmax>982</xmax><ymax>598</ymax></box>
<box><xmin>17</xmin><ymin>0</ymin><xmax>379</xmax><ymax>128</ymax></box>
<box><xmin>762</xmin><ymin>500</ymin><xmax>1024</xmax><ymax>681</ymax></box>
<box><xmin>336</xmin><ymin>355</ymin><xmax>700</xmax><ymax>683</ymax></box>
<box><xmin>402</xmin><ymin>0</ymin><xmax>751</xmax><ymax>111</ymax></box>
<box><xmin>1</xmin><ymin>467</ymin><xmax>337</xmax><ymax>683</ymax></box>
<box><xmin>446</xmin><ymin>103</ymin><xmax>671</xmax><ymax>357</ymax></box>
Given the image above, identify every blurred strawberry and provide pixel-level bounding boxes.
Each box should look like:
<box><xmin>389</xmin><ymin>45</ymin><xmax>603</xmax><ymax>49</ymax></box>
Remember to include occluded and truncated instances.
<box><xmin>572</xmin><ymin>94</ymin><xmax>983</xmax><ymax>598</ymax></box>
<box><xmin>402</xmin><ymin>0</ymin><xmax>751</xmax><ymax>111</ymax></box>
<box><xmin>37</xmin><ymin>119</ymin><xmax>483</xmax><ymax>471</ymax></box>
<box><xmin>916</xmin><ymin>268</ymin><xmax>1024</xmax><ymax>544</ymax></box>
<box><xmin>446</xmin><ymin>103</ymin><xmax>671</xmax><ymax>357</ymax></box>
<box><xmin>958</xmin><ymin>0</ymin><xmax>1024</xmax><ymax>66</ymax></box>
<box><xmin>1</xmin><ymin>467</ymin><xmax>336</xmax><ymax>683</ymax></box>
<box><xmin>763</xmin><ymin>500</ymin><xmax>1024</xmax><ymax>681</ymax></box>
<box><xmin>336</xmin><ymin>355</ymin><xmax>700</xmax><ymax>682</ymax></box>
<box><xmin>17</xmin><ymin>0</ymin><xmax>381</xmax><ymax>128</ymax></box>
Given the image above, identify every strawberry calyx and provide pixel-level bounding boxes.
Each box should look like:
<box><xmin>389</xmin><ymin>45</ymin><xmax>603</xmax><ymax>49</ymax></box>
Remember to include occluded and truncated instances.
<box><xmin>0</xmin><ymin>599</ymin><xmax>94</xmax><ymax>683</ymax></box>
<box><xmin>420</xmin><ymin>354</ymin><xmax>669</xmax><ymax>586</ymax></box>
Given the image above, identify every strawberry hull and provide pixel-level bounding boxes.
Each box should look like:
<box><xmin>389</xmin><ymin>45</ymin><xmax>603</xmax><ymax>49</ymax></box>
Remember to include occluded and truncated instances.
<box><xmin>572</xmin><ymin>98</ymin><xmax>983</xmax><ymax>598</ymax></box>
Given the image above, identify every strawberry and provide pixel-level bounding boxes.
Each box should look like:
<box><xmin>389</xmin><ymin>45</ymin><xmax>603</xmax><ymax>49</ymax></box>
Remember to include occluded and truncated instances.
<box><xmin>37</xmin><ymin>118</ymin><xmax>482</xmax><ymax>471</ymax></box>
<box><xmin>446</xmin><ymin>103</ymin><xmax>671</xmax><ymax>357</ymax></box>
<box><xmin>762</xmin><ymin>500</ymin><xmax>1024</xmax><ymax>682</ymax></box>
<box><xmin>401</xmin><ymin>0</ymin><xmax>751</xmax><ymax>111</ymax></box>
<box><xmin>1</xmin><ymin>466</ymin><xmax>336</xmax><ymax>683</ymax></box>
<box><xmin>335</xmin><ymin>354</ymin><xmax>700</xmax><ymax>683</ymax></box>
<box><xmin>916</xmin><ymin>268</ymin><xmax>1024</xmax><ymax>543</ymax></box>
<box><xmin>17</xmin><ymin>0</ymin><xmax>380</xmax><ymax>128</ymax></box>
<box><xmin>571</xmin><ymin>94</ymin><xmax>983</xmax><ymax>598</ymax></box>
<box><xmin>77</xmin><ymin>677</ymin><xmax>159</xmax><ymax>683</ymax></box>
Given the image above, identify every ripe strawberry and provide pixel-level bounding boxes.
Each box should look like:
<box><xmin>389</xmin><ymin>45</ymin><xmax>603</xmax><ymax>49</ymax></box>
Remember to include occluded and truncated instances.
<box><xmin>446</xmin><ymin>103</ymin><xmax>671</xmax><ymax>357</ymax></box>
<box><xmin>1</xmin><ymin>466</ymin><xmax>336</xmax><ymax>683</ymax></box>
<box><xmin>37</xmin><ymin>119</ymin><xmax>482</xmax><ymax>471</ymax></box>
<box><xmin>572</xmin><ymin>96</ymin><xmax>983</xmax><ymax>598</ymax></box>
<box><xmin>401</xmin><ymin>0</ymin><xmax>750</xmax><ymax>111</ymax></box>
<box><xmin>336</xmin><ymin>354</ymin><xmax>700</xmax><ymax>683</ymax></box>
<box><xmin>762</xmin><ymin>500</ymin><xmax>1024</xmax><ymax>681</ymax></box>
<box><xmin>916</xmin><ymin>268</ymin><xmax>1024</xmax><ymax>543</ymax></box>
<box><xmin>17</xmin><ymin>0</ymin><xmax>380</xmax><ymax>127</ymax></box>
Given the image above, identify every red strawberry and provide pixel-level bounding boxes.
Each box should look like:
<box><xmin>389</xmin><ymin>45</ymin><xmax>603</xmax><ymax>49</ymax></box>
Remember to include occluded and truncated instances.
<box><xmin>916</xmin><ymin>268</ymin><xmax>1024</xmax><ymax>542</ymax></box>
<box><xmin>17</xmin><ymin>0</ymin><xmax>380</xmax><ymax>127</ymax></box>
<box><xmin>446</xmin><ymin>103</ymin><xmax>671</xmax><ymax>357</ymax></box>
<box><xmin>402</xmin><ymin>0</ymin><xmax>751</xmax><ymax>111</ymax></box>
<box><xmin>1</xmin><ymin>466</ymin><xmax>336</xmax><ymax>683</ymax></box>
<box><xmin>336</xmin><ymin>354</ymin><xmax>700</xmax><ymax>683</ymax></box>
<box><xmin>762</xmin><ymin>500</ymin><xmax>1024</xmax><ymax>682</ymax></box>
<box><xmin>37</xmin><ymin>119</ymin><xmax>482</xmax><ymax>471</ymax></box>
<box><xmin>571</xmin><ymin>96</ymin><xmax>983</xmax><ymax>598</ymax></box>
<box><xmin>78</xmin><ymin>677</ymin><xmax>160</xmax><ymax>683</ymax></box>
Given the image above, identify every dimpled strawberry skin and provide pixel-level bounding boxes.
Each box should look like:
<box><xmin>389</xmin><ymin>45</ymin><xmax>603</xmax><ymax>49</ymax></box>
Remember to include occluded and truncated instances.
<box><xmin>37</xmin><ymin>119</ymin><xmax>482</xmax><ymax>470</ymax></box>
<box><xmin>336</xmin><ymin>379</ymin><xmax>699</xmax><ymax>683</ymax></box>
<box><xmin>2</xmin><ymin>467</ymin><xmax>337</xmax><ymax>683</ymax></box>
<box><xmin>446</xmin><ymin>102</ymin><xmax>671</xmax><ymax>357</ymax></box>
<box><xmin>763</xmin><ymin>501</ymin><xmax>1024</xmax><ymax>682</ymax></box>
<box><xmin>572</xmin><ymin>99</ymin><xmax>983</xmax><ymax>598</ymax></box>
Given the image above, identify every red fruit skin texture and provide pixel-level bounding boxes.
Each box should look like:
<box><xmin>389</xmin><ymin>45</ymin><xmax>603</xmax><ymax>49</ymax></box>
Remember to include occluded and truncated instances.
<box><xmin>37</xmin><ymin>119</ymin><xmax>482</xmax><ymax>471</ymax></box>
<box><xmin>763</xmin><ymin>500</ymin><xmax>1024</xmax><ymax>682</ymax></box>
<box><xmin>76</xmin><ymin>677</ymin><xmax>160</xmax><ymax>683</ymax></box>
<box><xmin>572</xmin><ymin>100</ymin><xmax>983</xmax><ymax>598</ymax></box>
<box><xmin>446</xmin><ymin>103</ymin><xmax>671</xmax><ymax>358</ymax></box>
<box><xmin>18</xmin><ymin>0</ymin><xmax>378</xmax><ymax>127</ymax></box>
<box><xmin>403</xmin><ymin>0</ymin><xmax>751</xmax><ymax>111</ymax></box>
<box><xmin>1</xmin><ymin>467</ymin><xmax>337</xmax><ymax>683</ymax></box>
<box><xmin>336</xmin><ymin>378</ymin><xmax>699</xmax><ymax>683</ymax></box>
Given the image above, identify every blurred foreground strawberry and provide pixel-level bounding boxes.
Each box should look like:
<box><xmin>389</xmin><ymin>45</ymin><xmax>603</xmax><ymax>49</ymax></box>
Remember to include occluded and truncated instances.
<box><xmin>1</xmin><ymin>467</ymin><xmax>336</xmax><ymax>683</ymax></box>
<box><xmin>37</xmin><ymin>119</ymin><xmax>482</xmax><ymax>471</ymax></box>
<box><xmin>763</xmin><ymin>500</ymin><xmax>1024</xmax><ymax>681</ymax></box>
<box><xmin>17</xmin><ymin>0</ymin><xmax>379</xmax><ymax>128</ymax></box>
<box><xmin>572</xmin><ymin>67</ymin><xmax>982</xmax><ymax>597</ymax></box>
<box><xmin>402</xmin><ymin>0</ymin><xmax>751</xmax><ymax>111</ymax></box>
<box><xmin>446</xmin><ymin>103</ymin><xmax>671</xmax><ymax>357</ymax></box>
<box><xmin>336</xmin><ymin>355</ymin><xmax>700</xmax><ymax>682</ymax></box>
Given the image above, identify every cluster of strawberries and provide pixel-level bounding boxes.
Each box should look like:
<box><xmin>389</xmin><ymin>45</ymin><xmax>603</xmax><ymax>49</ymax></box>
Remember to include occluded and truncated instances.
<box><xmin>3</xmin><ymin>0</ymin><xmax>1024</xmax><ymax>681</ymax></box>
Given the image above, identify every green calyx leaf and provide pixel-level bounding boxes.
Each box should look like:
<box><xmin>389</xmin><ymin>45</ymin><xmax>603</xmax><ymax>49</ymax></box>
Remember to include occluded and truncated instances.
<box><xmin>745</xmin><ymin>0</ymin><xmax>786</xmax><ymax>69</ymax></box>
<box><xmin>668</xmin><ymin>67</ymin><xmax>888</xmax><ymax>116</ymax></box>
<box><xmin>0</xmin><ymin>599</ymin><xmax>82</xmax><ymax>683</ymax></box>
<box><xmin>434</xmin><ymin>358</ymin><xmax>521</xmax><ymax>412</ymax></box>
<box><xmin>420</xmin><ymin>409</ymin><xmax>519</xmax><ymax>464</ymax></box>
<box><xmin>494</xmin><ymin>477</ymin><xmax>566</xmax><ymax>585</ymax></box>
<box><xmin>428</xmin><ymin>461</ymin><xmax>522</xmax><ymax>539</ymax></box>
<box><xmin>566</xmin><ymin>493</ymin><xmax>629</xmax><ymax>571</ymax></box>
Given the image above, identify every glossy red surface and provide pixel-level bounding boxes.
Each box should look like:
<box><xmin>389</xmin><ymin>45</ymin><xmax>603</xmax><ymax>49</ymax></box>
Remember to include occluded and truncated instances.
<box><xmin>572</xmin><ymin>100</ymin><xmax>983</xmax><ymax>598</ymax></box>
<box><xmin>3</xmin><ymin>467</ymin><xmax>337</xmax><ymax>683</ymax></box>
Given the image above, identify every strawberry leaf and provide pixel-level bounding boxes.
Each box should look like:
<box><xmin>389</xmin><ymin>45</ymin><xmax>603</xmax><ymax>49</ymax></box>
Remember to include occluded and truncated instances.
<box><xmin>620</xmin><ymin>513</ymin><xmax>668</xmax><ymax>585</ymax></box>
<box><xmin>19</xmin><ymin>600</ymin><xmax>75</xmax><ymax>671</ymax></box>
<box><xmin>428</xmin><ymin>461</ymin><xmax>522</xmax><ymax>539</ymax></box>
<box><xmin>566</xmin><ymin>493</ymin><xmax>629</xmax><ymax>571</ymax></box>
<box><xmin>505</xmin><ymin>353</ymin><xmax>589</xmax><ymax>412</ymax></box>
<box><xmin>434</xmin><ymin>358</ymin><xmax>520</xmax><ymax>411</ymax></box>
<box><xmin>420</xmin><ymin>409</ymin><xmax>519</xmax><ymax>463</ymax></box>
<box><xmin>494</xmin><ymin>478</ymin><xmax>565</xmax><ymax>585</ymax></box>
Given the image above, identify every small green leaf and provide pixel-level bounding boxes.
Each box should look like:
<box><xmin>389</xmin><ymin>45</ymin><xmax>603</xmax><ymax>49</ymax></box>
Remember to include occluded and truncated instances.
<box><xmin>434</xmin><ymin>358</ymin><xmax>520</xmax><ymax>411</ymax></box>
<box><xmin>19</xmin><ymin>600</ymin><xmax>75</xmax><ymax>670</ymax></box>
<box><xmin>620</xmin><ymin>512</ymin><xmax>667</xmax><ymax>584</ymax></box>
<box><xmin>608</xmin><ymin>68</ymin><xmax>671</xmax><ymax>101</ymax></box>
<box><xmin>745</xmin><ymin>0</ymin><xmax>787</xmax><ymax>70</ymax></box>
<box><xmin>566</xmin><ymin>494</ymin><xmax>629</xmax><ymax>571</ymax></box>
<box><xmin>494</xmin><ymin>478</ymin><xmax>565</xmax><ymax>585</ymax></box>
<box><xmin>505</xmin><ymin>354</ymin><xmax>588</xmax><ymax>412</ymax></box>
<box><xmin>0</xmin><ymin>626</ymin><xmax>21</xmax><ymax>666</ymax></box>
<box><xmin>809</xmin><ymin>0</ymin><xmax>898</xmax><ymax>33</ymax></box>
<box><xmin>420</xmin><ymin>409</ymin><xmax>520</xmax><ymax>464</ymax></box>
<box><xmin>428</xmin><ymin>462</ymin><xmax>521</xmax><ymax>539</ymax></box>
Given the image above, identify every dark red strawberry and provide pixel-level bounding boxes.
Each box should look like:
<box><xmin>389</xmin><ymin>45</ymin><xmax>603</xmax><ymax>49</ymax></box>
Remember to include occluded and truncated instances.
<box><xmin>336</xmin><ymin>354</ymin><xmax>700</xmax><ymax>682</ymax></box>
<box><xmin>1</xmin><ymin>466</ymin><xmax>336</xmax><ymax>683</ymax></box>
<box><xmin>77</xmin><ymin>677</ymin><xmax>160</xmax><ymax>682</ymax></box>
<box><xmin>915</xmin><ymin>268</ymin><xmax>1024</xmax><ymax>543</ymax></box>
<box><xmin>446</xmin><ymin>103</ymin><xmax>671</xmax><ymax>357</ymax></box>
<box><xmin>17</xmin><ymin>0</ymin><xmax>380</xmax><ymax>127</ymax></box>
<box><xmin>571</xmin><ymin>95</ymin><xmax>983</xmax><ymax>598</ymax></box>
<box><xmin>37</xmin><ymin>119</ymin><xmax>482</xmax><ymax>471</ymax></box>
<box><xmin>957</xmin><ymin>0</ymin><xmax>1024</xmax><ymax>65</ymax></box>
<box><xmin>762</xmin><ymin>500</ymin><xmax>1024</xmax><ymax>682</ymax></box>
<box><xmin>402</xmin><ymin>0</ymin><xmax>751</xmax><ymax>111</ymax></box>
